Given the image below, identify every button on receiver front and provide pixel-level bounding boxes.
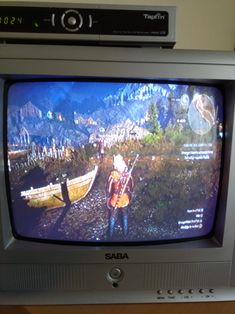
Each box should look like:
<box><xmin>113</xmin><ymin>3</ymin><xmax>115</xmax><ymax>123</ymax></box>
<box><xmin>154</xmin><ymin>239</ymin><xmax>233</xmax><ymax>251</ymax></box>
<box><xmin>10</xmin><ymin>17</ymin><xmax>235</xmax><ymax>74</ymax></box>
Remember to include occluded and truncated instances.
<box><xmin>61</xmin><ymin>9</ymin><xmax>83</xmax><ymax>32</ymax></box>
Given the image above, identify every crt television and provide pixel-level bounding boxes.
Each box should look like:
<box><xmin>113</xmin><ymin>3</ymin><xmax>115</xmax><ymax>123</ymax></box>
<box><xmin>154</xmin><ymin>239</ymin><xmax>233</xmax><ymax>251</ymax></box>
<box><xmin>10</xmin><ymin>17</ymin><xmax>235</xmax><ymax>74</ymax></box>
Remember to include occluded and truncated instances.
<box><xmin>0</xmin><ymin>44</ymin><xmax>235</xmax><ymax>304</ymax></box>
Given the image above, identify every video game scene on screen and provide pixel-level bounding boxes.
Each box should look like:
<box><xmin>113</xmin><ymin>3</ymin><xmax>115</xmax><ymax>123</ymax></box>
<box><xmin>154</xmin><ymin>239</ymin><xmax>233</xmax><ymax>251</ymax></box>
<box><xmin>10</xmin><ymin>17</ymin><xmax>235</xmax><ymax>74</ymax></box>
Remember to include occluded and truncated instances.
<box><xmin>7</xmin><ymin>81</ymin><xmax>223</xmax><ymax>243</ymax></box>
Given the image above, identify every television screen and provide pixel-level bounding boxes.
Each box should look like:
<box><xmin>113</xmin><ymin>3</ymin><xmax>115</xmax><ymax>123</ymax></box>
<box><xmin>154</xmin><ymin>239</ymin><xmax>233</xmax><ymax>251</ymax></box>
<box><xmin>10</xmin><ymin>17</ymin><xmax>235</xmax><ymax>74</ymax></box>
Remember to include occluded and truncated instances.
<box><xmin>6</xmin><ymin>80</ymin><xmax>224</xmax><ymax>243</ymax></box>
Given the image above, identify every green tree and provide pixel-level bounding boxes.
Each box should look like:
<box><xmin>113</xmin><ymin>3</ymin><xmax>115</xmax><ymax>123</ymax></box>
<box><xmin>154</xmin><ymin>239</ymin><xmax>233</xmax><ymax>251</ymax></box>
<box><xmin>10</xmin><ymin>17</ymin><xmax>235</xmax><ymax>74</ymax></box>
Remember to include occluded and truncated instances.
<box><xmin>148</xmin><ymin>102</ymin><xmax>160</xmax><ymax>135</ymax></box>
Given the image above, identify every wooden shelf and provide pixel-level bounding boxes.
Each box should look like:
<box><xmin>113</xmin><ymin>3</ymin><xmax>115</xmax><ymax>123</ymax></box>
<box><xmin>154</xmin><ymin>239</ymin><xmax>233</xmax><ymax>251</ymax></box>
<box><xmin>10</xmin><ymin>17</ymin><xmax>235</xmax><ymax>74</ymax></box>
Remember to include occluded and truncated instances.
<box><xmin>2</xmin><ymin>302</ymin><xmax>235</xmax><ymax>314</ymax></box>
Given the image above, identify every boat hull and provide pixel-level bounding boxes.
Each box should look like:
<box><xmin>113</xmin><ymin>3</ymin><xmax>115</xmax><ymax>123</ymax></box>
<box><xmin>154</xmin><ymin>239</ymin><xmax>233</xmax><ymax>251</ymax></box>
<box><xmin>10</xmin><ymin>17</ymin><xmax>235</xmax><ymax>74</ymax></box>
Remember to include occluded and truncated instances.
<box><xmin>21</xmin><ymin>166</ymin><xmax>98</xmax><ymax>209</ymax></box>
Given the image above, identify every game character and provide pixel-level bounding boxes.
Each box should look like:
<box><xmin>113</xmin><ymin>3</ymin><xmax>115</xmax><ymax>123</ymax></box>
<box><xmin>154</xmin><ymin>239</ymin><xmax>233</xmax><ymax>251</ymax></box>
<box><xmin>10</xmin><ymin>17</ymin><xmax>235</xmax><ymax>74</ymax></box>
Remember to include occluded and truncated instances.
<box><xmin>97</xmin><ymin>137</ymin><xmax>105</xmax><ymax>161</ymax></box>
<box><xmin>106</xmin><ymin>154</ymin><xmax>137</xmax><ymax>237</ymax></box>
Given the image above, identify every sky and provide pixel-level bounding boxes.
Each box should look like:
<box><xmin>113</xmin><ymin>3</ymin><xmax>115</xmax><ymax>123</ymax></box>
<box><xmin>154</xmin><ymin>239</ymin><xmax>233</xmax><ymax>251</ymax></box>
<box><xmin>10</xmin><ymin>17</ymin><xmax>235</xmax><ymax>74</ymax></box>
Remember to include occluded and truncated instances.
<box><xmin>7</xmin><ymin>81</ymin><xmax>126</xmax><ymax>111</ymax></box>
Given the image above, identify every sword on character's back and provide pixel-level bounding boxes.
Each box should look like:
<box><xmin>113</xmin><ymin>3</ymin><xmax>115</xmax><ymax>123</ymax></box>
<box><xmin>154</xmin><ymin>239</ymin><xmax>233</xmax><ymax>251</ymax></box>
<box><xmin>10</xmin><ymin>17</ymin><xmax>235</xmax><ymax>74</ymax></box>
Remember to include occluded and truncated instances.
<box><xmin>127</xmin><ymin>154</ymin><xmax>139</xmax><ymax>182</ymax></box>
<box><xmin>114</xmin><ymin>153</ymin><xmax>139</xmax><ymax>210</ymax></box>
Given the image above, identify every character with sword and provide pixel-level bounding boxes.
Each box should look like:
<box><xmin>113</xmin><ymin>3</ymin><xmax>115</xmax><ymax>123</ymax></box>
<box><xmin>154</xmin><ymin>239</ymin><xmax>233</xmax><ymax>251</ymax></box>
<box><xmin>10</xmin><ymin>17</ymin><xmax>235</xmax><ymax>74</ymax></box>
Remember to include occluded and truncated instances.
<box><xmin>106</xmin><ymin>154</ymin><xmax>139</xmax><ymax>237</ymax></box>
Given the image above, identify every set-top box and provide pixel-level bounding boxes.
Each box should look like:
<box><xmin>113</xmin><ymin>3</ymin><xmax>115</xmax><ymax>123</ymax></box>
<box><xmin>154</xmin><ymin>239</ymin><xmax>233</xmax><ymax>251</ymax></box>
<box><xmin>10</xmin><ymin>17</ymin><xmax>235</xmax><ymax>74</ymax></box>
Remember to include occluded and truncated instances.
<box><xmin>0</xmin><ymin>3</ymin><xmax>176</xmax><ymax>47</ymax></box>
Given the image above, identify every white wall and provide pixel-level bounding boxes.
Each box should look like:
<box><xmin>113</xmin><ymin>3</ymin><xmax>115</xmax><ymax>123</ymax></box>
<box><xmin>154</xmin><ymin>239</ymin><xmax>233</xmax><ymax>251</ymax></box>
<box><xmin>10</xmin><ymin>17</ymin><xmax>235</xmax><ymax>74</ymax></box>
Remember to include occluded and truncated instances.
<box><xmin>3</xmin><ymin>0</ymin><xmax>235</xmax><ymax>50</ymax></box>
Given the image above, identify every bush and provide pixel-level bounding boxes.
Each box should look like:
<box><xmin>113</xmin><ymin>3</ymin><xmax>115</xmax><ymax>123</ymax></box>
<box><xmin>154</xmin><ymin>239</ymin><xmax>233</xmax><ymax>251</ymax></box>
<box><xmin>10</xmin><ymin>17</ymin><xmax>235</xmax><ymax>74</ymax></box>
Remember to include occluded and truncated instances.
<box><xmin>143</xmin><ymin>133</ymin><xmax>162</xmax><ymax>145</ymax></box>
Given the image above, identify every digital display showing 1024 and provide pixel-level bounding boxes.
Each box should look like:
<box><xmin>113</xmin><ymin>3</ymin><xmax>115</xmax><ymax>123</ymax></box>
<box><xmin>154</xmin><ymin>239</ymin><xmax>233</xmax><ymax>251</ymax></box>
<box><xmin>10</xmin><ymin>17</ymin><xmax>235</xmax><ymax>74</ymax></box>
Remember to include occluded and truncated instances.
<box><xmin>6</xmin><ymin>81</ymin><xmax>224</xmax><ymax>243</ymax></box>
<box><xmin>0</xmin><ymin>16</ymin><xmax>23</xmax><ymax>25</ymax></box>
<box><xmin>0</xmin><ymin>9</ymin><xmax>41</xmax><ymax>31</ymax></box>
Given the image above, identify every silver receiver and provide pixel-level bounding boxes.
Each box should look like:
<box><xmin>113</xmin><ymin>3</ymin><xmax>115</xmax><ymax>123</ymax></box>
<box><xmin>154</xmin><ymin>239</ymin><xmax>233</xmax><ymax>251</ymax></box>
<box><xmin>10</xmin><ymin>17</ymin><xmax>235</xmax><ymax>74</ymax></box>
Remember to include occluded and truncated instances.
<box><xmin>0</xmin><ymin>3</ymin><xmax>176</xmax><ymax>47</ymax></box>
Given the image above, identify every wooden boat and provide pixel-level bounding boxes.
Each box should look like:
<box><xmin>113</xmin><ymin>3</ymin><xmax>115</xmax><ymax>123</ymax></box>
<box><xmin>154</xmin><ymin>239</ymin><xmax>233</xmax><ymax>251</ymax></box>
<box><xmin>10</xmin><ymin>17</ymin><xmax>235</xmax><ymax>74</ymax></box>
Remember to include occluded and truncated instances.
<box><xmin>8</xmin><ymin>149</ymin><xmax>29</xmax><ymax>159</ymax></box>
<box><xmin>21</xmin><ymin>166</ymin><xmax>98</xmax><ymax>209</ymax></box>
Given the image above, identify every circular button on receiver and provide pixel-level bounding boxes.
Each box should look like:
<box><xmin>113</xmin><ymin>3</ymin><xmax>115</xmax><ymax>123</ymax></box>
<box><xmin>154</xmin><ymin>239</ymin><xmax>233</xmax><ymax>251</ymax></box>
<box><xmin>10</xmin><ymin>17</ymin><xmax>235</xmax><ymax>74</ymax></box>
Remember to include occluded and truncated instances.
<box><xmin>61</xmin><ymin>9</ymin><xmax>83</xmax><ymax>32</ymax></box>
<box><xmin>67</xmin><ymin>16</ymin><xmax>77</xmax><ymax>26</ymax></box>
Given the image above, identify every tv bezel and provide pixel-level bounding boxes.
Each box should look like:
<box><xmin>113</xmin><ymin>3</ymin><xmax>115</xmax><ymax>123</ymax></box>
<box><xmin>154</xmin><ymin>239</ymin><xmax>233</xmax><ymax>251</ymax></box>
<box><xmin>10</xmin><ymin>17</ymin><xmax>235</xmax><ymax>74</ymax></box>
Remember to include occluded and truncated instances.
<box><xmin>0</xmin><ymin>44</ymin><xmax>235</xmax><ymax>266</ymax></box>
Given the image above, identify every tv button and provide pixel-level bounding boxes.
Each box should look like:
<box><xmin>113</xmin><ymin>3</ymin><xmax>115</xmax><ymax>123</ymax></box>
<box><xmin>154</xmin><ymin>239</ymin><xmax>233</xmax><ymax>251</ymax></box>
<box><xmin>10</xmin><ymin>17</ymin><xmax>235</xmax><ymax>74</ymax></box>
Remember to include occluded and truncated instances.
<box><xmin>109</xmin><ymin>267</ymin><xmax>123</xmax><ymax>280</ymax></box>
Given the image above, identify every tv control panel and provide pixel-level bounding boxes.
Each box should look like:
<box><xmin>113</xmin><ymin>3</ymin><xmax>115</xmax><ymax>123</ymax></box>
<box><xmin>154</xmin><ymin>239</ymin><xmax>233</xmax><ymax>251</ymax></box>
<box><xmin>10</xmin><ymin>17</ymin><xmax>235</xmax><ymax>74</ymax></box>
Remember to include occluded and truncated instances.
<box><xmin>105</xmin><ymin>266</ymin><xmax>217</xmax><ymax>301</ymax></box>
<box><xmin>0</xmin><ymin>4</ymin><xmax>176</xmax><ymax>47</ymax></box>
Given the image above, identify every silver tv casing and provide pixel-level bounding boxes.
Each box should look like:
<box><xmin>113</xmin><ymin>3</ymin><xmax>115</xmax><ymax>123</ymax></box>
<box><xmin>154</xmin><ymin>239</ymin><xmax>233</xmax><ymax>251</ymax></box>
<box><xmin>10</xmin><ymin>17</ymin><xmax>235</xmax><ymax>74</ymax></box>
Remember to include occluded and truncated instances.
<box><xmin>0</xmin><ymin>44</ymin><xmax>235</xmax><ymax>304</ymax></box>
